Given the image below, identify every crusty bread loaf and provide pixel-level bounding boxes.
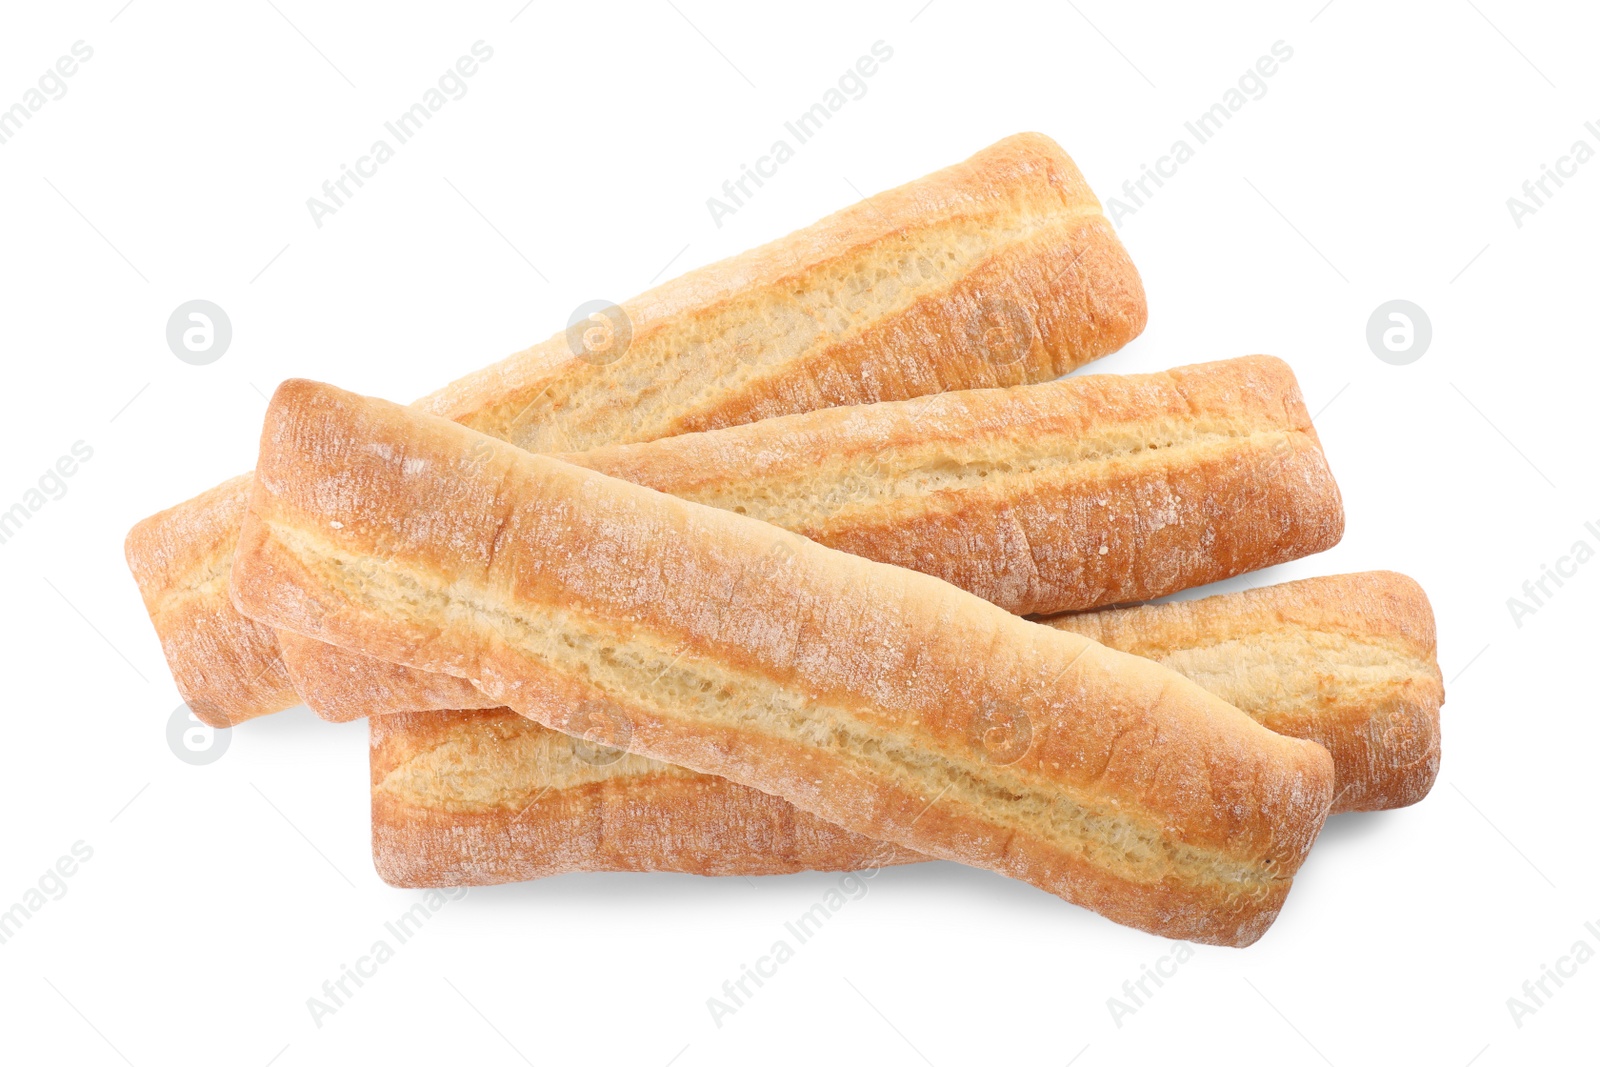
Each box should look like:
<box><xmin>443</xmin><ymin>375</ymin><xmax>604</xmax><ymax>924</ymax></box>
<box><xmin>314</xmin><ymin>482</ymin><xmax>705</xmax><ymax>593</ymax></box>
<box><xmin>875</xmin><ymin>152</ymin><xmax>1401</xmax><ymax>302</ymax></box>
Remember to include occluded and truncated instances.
<box><xmin>372</xmin><ymin>708</ymin><xmax>920</xmax><ymax>887</ymax></box>
<box><xmin>283</xmin><ymin>631</ymin><xmax>497</xmax><ymax>719</ymax></box>
<box><xmin>421</xmin><ymin>133</ymin><xmax>1146</xmax><ymax>452</ymax></box>
<box><xmin>370</xmin><ymin>572</ymin><xmax>1439</xmax><ymax>889</ymax></box>
<box><xmin>232</xmin><ymin>380</ymin><xmax>1334</xmax><ymax>946</ymax></box>
<box><xmin>124</xmin><ymin>475</ymin><xmax>300</xmax><ymax>722</ymax></box>
<box><xmin>281</xmin><ymin>356</ymin><xmax>1343</xmax><ymax>723</ymax></box>
<box><xmin>1042</xmin><ymin>571</ymin><xmax>1443</xmax><ymax>812</ymax></box>
<box><xmin>126</xmin><ymin>132</ymin><xmax>1146</xmax><ymax>727</ymax></box>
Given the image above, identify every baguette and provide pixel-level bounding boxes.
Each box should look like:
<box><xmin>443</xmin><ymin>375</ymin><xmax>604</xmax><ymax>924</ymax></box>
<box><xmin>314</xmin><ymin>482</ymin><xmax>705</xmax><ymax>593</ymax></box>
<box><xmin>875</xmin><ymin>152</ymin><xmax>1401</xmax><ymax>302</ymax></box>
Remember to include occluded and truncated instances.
<box><xmin>1042</xmin><ymin>571</ymin><xmax>1443</xmax><ymax>812</ymax></box>
<box><xmin>370</xmin><ymin>573</ymin><xmax>1439</xmax><ymax>891</ymax></box>
<box><xmin>231</xmin><ymin>379</ymin><xmax>1334</xmax><ymax>945</ymax></box>
<box><xmin>126</xmin><ymin>132</ymin><xmax>1146</xmax><ymax>727</ymax></box>
<box><xmin>282</xmin><ymin>356</ymin><xmax>1343</xmax><ymax>723</ymax></box>
<box><xmin>125</xmin><ymin>474</ymin><xmax>297</xmax><ymax>721</ymax></box>
<box><xmin>372</xmin><ymin>708</ymin><xmax>919</xmax><ymax>886</ymax></box>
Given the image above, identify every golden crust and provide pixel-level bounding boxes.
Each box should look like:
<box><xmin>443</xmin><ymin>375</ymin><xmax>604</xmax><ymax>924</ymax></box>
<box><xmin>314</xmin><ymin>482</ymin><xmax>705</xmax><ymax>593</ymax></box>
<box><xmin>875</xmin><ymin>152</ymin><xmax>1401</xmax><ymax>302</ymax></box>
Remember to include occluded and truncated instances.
<box><xmin>1042</xmin><ymin>571</ymin><xmax>1443</xmax><ymax>812</ymax></box>
<box><xmin>233</xmin><ymin>380</ymin><xmax>1333</xmax><ymax>946</ymax></box>
<box><xmin>371</xmin><ymin>709</ymin><xmax>919</xmax><ymax>886</ymax></box>
<box><xmin>125</xmin><ymin>132</ymin><xmax>1145</xmax><ymax>725</ymax></box>
<box><xmin>284</xmin><ymin>356</ymin><xmax>1343</xmax><ymax>722</ymax></box>
<box><xmin>566</xmin><ymin>354</ymin><xmax>1341</xmax><ymax>613</ymax></box>
<box><xmin>370</xmin><ymin>572</ymin><xmax>1438</xmax><ymax>887</ymax></box>
<box><xmin>421</xmin><ymin>133</ymin><xmax>1145</xmax><ymax>449</ymax></box>
<box><xmin>279</xmin><ymin>631</ymin><xmax>492</xmax><ymax>718</ymax></box>
<box><xmin>123</xmin><ymin>474</ymin><xmax>296</xmax><ymax>727</ymax></box>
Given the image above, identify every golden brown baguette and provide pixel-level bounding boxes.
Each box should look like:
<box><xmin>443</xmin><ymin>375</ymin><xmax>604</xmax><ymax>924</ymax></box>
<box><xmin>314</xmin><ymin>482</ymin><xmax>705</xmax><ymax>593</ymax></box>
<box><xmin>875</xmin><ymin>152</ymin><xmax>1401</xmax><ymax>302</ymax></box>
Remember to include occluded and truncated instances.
<box><xmin>126</xmin><ymin>132</ymin><xmax>1145</xmax><ymax>727</ymax></box>
<box><xmin>282</xmin><ymin>632</ymin><xmax>499</xmax><ymax>719</ymax></box>
<box><xmin>368</xmin><ymin>571</ymin><xmax>1442</xmax><ymax>893</ymax></box>
<box><xmin>1041</xmin><ymin>571</ymin><xmax>1443</xmax><ymax>812</ymax></box>
<box><xmin>124</xmin><ymin>474</ymin><xmax>299</xmax><ymax>724</ymax></box>
<box><xmin>282</xmin><ymin>356</ymin><xmax>1344</xmax><ymax>723</ymax></box>
<box><xmin>372</xmin><ymin>708</ymin><xmax>919</xmax><ymax>886</ymax></box>
<box><xmin>231</xmin><ymin>380</ymin><xmax>1334</xmax><ymax>946</ymax></box>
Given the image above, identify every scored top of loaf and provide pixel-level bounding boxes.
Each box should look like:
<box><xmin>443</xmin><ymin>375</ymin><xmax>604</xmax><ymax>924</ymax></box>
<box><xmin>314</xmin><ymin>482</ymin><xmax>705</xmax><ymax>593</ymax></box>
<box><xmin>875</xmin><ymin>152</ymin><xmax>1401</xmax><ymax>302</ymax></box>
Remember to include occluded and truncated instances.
<box><xmin>414</xmin><ymin>132</ymin><xmax>1145</xmax><ymax>452</ymax></box>
<box><xmin>556</xmin><ymin>353</ymin><xmax>1319</xmax><ymax>508</ymax></box>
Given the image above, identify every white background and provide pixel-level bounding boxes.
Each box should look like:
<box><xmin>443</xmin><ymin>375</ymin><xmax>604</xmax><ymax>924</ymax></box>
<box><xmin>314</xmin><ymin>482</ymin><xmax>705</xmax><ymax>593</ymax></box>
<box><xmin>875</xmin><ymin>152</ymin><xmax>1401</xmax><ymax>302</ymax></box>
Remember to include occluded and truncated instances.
<box><xmin>0</xmin><ymin>1</ymin><xmax>1595</xmax><ymax>1063</ymax></box>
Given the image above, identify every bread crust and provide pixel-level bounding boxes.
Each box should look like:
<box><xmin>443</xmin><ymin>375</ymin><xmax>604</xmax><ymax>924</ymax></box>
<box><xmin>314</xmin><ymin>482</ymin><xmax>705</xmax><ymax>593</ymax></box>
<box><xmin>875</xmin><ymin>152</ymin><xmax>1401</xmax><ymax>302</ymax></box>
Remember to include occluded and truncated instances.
<box><xmin>370</xmin><ymin>571</ymin><xmax>1438</xmax><ymax>888</ymax></box>
<box><xmin>422</xmin><ymin>133</ymin><xmax>1145</xmax><ymax>450</ymax></box>
<box><xmin>372</xmin><ymin>708</ymin><xmax>919</xmax><ymax>886</ymax></box>
<box><xmin>125</xmin><ymin>133</ymin><xmax>1146</xmax><ymax>726</ymax></box>
<box><xmin>283</xmin><ymin>356</ymin><xmax>1343</xmax><ymax>722</ymax></box>
<box><xmin>1042</xmin><ymin>571</ymin><xmax>1443</xmax><ymax>812</ymax></box>
<box><xmin>124</xmin><ymin>475</ymin><xmax>299</xmax><ymax>723</ymax></box>
<box><xmin>233</xmin><ymin>379</ymin><xmax>1333</xmax><ymax>946</ymax></box>
<box><xmin>282</xmin><ymin>630</ymin><xmax>493</xmax><ymax>717</ymax></box>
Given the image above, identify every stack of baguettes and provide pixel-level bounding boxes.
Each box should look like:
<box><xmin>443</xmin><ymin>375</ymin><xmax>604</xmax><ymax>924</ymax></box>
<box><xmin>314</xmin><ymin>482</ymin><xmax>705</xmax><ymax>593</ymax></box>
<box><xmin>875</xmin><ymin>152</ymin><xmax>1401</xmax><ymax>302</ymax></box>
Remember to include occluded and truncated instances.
<box><xmin>125</xmin><ymin>134</ymin><xmax>1443</xmax><ymax>947</ymax></box>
